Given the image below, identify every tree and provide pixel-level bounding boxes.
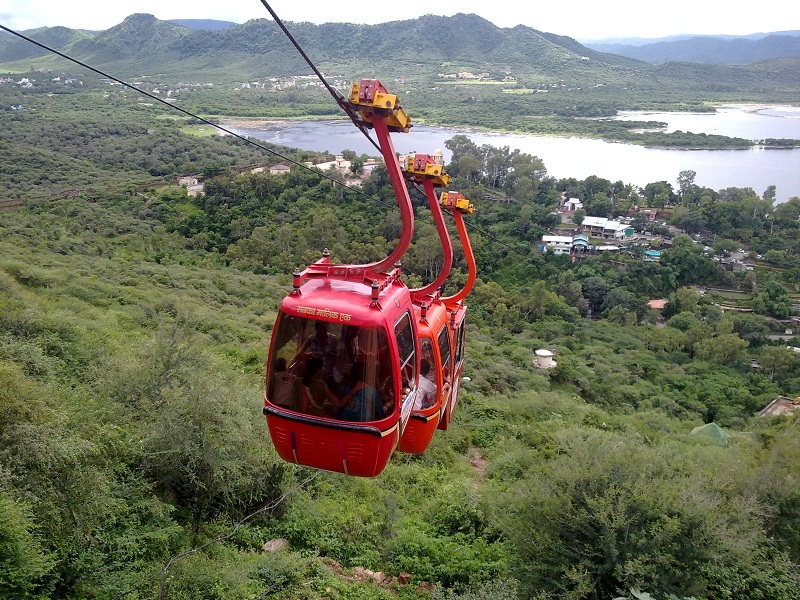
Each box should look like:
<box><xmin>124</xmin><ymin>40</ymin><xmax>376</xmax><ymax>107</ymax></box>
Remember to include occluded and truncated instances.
<box><xmin>584</xmin><ymin>192</ymin><xmax>614</xmax><ymax>218</ymax></box>
<box><xmin>0</xmin><ymin>490</ymin><xmax>53</xmax><ymax>597</ymax></box>
<box><xmin>667</xmin><ymin>311</ymin><xmax>700</xmax><ymax>332</ymax></box>
<box><xmin>504</xmin><ymin>150</ymin><xmax>546</xmax><ymax>198</ymax></box>
<box><xmin>661</xmin><ymin>235</ymin><xmax>715</xmax><ymax>285</ymax></box>
<box><xmin>758</xmin><ymin>346</ymin><xmax>799</xmax><ymax>382</ymax></box>
<box><xmin>501</xmin><ymin>430</ymin><xmax>800</xmax><ymax>600</ymax></box>
<box><xmin>581</xmin><ymin>276</ymin><xmax>611</xmax><ymax>315</ymax></box>
<box><xmin>677</xmin><ymin>169</ymin><xmax>697</xmax><ymax>206</ymax></box>
<box><xmin>642</xmin><ymin>181</ymin><xmax>675</xmax><ymax>208</ymax></box>
<box><xmin>670</xmin><ymin>208</ymin><xmax>706</xmax><ymax>233</ymax></box>
<box><xmin>555</xmin><ymin>270</ymin><xmax>583</xmax><ymax>306</ymax></box>
<box><xmin>601</xmin><ymin>286</ymin><xmax>644</xmax><ymax>318</ymax></box>
<box><xmin>349</xmin><ymin>157</ymin><xmax>364</xmax><ymax>175</ymax></box>
<box><xmin>753</xmin><ymin>281</ymin><xmax>792</xmax><ymax>319</ymax></box>
<box><xmin>694</xmin><ymin>333</ymin><xmax>749</xmax><ymax>365</ymax></box>
<box><xmin>456</xmin><ymin>154</ymin><xmax>483</xmax><ymax>184</ymax></box>
<box><xmin>482</xmin><ymin>144</ymin><xmax>511</xmax><ymax>188</ymax></box>
<box><xmin>202</xmin><ymin>161</ymin><xmax>223</xmax><ymax>179</ymax></box>
<box><xmin>685</xmin><ymin>321</ymin><xmax>715</xmax><ymax>356</ymax></box>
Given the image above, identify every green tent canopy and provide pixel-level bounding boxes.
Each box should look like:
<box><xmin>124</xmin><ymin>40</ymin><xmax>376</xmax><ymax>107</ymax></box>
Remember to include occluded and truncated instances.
<box><xmin>690</xmin><ymin>422</ymin><xmax>730</xmax><ymax>446</ymax></box>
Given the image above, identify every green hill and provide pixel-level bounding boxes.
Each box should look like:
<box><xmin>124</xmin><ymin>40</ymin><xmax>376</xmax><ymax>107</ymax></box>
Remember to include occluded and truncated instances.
<box><xmin>1</xmin><ymin>149</ymin><xmax>799</xmax><ymax>597</ymax></box>
<box><xmin>2</xmin><ymin>12</ymin><xmax>800</xmax><ymax>600</ymax></box>
<box><xmin>6</xmin><ymin>12</ymin><xmax>798</xmax><ymax>91</ymax></box>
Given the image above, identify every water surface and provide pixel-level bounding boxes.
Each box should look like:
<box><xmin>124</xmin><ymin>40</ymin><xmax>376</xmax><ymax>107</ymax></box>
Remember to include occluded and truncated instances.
<box><xmin>225</xmin><ymin>105</ymin><xmax>800</xmax><ymax>203</ymax></box>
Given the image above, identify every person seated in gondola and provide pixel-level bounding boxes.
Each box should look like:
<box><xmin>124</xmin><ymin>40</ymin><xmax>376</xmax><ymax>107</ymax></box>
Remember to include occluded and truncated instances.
<box><xmin>413</xmin><ymin>358</ymin><xmax>437</xmax><ymax>410</ymax></box>
<box><xmin>293</xmin><ymin>320</ymin><xmax>338</xmax><ymax>378</ymax></box>
<box><xmin>330</xmin><ymin>326</ymin><xmax>357</xmax><ymax>395</ymax></box>
<box><xmin>268</xmin><ymin>356</ymin><xmax>297</xmax><ymax>408</ymax></box>
<box><xmin>337</xmin><ymin>360</ymin><xmax>386</xmax><ymax>422</ymax></box>
<box><xmin>354</xmin><ymin>328</ymin><xmax>394</xmax><ymax>404</ymax></box>
<box><xmin>295</xmin><ymin>356</ymin><xmax>339</xmax><ymax>417</ymax></box>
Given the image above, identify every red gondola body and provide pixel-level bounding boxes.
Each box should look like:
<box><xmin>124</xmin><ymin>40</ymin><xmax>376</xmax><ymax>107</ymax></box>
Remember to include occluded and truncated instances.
<box><xmin>437</xmin><ymin>191</ymin><xmax>476</xmax><ymax>431</ymax></box>
<box><xmin>263</xmin><ymin>80</ymin><xmax>422</xmax><ymax>477</ymax></box>
<box><xmin>398</xmin><ymin>153</ymin><xmax>456</xmax><ymax>454</ymax></box>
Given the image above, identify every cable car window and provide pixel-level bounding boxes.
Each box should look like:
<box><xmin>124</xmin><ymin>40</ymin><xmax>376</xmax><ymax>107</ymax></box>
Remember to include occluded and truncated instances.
<box><xmin>454</xmin><ymin>322</ymin><xmax>466</xmax><ymax>365</ymax></box>
<box><xmin>266</xmin><ymin>312</ymin><xmax>395</xmax><ymax>422</ymax></box>
<box><xmin>437</xmin><ymin>325</ymin><xmax>452</xmax><ymax>380</ymax></box>
<box><xmin>394</xmin><ymin>311</ymin><xmax>417</xmax><ymax>389</ymax></box>
<box><xmin>420</xmin><ymin>336</ymin><xmax>438</xmax><ymax>386</ymax></box>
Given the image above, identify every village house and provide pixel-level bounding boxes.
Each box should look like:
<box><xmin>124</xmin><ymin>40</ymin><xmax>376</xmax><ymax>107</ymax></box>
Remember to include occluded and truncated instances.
<box><xmin>269</xmin><ymin>164</ymin><xmax>291</xmax><ymax>175</ymax></box>
<box><xmin>178</xmin><ymin>176</ymin><xmax>204</xmax><ymax>197</ymax></box>
<box><xmin>561</xmin><ymin>197</ymin><xmax>584</xmax><ymax>212</ymax></box>
<box><xmin>580</xmin><ymin>216</ymin><xmax>630</xmax><ymax>239</ymax></box>
<box><xmin>178</xmin><ymin>176</ymin><xmax>198</xmax><ymax>187</ymax></box>
<box><xmin>540</xmin><ymin>233</ymin><xmax>591</xmax><ymax>256</ymax></box>
<box><xmin>757</xmin><ymin>396</ymin><xmax>800</xmax><ymax>417</ymax></box>
<box><xmin>313</xmin><ymin>155</ymin><xmax>351</xmax><ymax>174</ymax></box>
<box><xmin>540</xmin><ymin>235</ymin><xmax>573</xmax><ymax>255</ymax></box>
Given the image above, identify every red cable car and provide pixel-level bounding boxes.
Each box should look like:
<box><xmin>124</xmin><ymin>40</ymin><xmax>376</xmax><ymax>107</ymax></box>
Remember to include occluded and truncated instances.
<box><xmin>263</xmin><ymin>80</ymin><xmax>423</xmax><ymax>477</ymax></box>
<box><xmin>397</xmin><ymin>152</ymin><xmax>457</xmax><ymax>454</ymax></box>
<box><xmin>437</xmin><ymin>191</ymin><xmax>477</xmax><ymax>431</ymax></box>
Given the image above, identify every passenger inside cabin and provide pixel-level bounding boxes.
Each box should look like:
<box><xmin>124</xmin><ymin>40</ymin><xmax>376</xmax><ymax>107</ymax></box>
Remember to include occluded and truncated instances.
<box><xmin>295</xmin><ymin>356</ymin><xmax>339</xmax><ymax>417</ymax></box>
<box><xmin>331</xmin><ymin>326</ymin><xmax>357</xmax><ymax>395</ymax></box>
<box><xmin>293</xmin><ymin>320</ymin><xmax>338</xmax><ymax>378</ymax></box>
<box><xmin>337</xmin><ymin>360</ymin><xmax>386</xmax><ymax>422</ymax></box>
<box><xmin>413</xmin><ymin>358</ymin><xmax>437</xmax><ymax>410</ymax></box>
<box><xmin>269</xmin><ymin>357</ymin><xmax>297</xmax><ymax>409</ymax></box>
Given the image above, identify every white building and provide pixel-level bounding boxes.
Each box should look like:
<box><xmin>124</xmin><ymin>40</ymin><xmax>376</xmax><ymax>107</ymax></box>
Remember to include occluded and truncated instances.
<box><xmin>581</xmin><ymin>216</ymin><xmax>629</xmax><ymax>238</ymax></box>
<box><xmin>541</xmin><ymin>235</ymin><xmax>574</xmax><ymax>255</ymax></box>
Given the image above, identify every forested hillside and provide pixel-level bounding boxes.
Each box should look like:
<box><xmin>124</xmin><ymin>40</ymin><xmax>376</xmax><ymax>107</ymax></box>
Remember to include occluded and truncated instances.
<box><xmin>2</xmin><ymin>78</ymin><xmax>800</xmax><ymax>597</ymax></box>
<box><xmin>2</xmin><ymin>17</ymin><xmax>800</xmax><ymax>598</ymax></box>
<box><xmin>4</xmin><ymin>12</ymin><xmax>800</xmax><ymax>158</ymax></box>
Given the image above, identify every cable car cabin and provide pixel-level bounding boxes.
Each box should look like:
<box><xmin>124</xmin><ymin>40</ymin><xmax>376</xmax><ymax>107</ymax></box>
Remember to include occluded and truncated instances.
<box><xmin>264</xmin><ymin>264</ymin><xmax>419</xmax><ymax>477</ymax></box>
<box><xmin>438</xmin><ymin>191</ymin><xmax>477</xmax><ymax>431</ymax></box>
<box><xmin>397</xmin><ymin>151</ymin><xmax>455</xmax><ymax>454</ymax></box>
<box><xmin>398</xmin><ymin>299</ymin><xmax>454</xmax><ymax>453</ymax></box>
<box><xmin>264</xmin><ymin>79</ymin><xmax>422</xmax><ymax>477</ymax></box>
<box><xmin>437</xmin><ymin>303</ymin><xmax>467</xmax><ymax>430</ymax></box>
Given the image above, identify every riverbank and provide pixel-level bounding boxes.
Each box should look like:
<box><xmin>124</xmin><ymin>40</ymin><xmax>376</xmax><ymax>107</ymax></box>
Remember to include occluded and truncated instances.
<box><xmin>216</xmin><ymin>117</ymin><xmax>800</xmax><ymax>202</ymax></box>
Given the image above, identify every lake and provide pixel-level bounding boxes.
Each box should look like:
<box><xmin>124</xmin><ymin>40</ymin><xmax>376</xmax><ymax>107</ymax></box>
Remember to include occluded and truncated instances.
<box><xmin>223</xmin><ymin>105</ymin><xmax>800</xmax><ymax>203</ymax></box>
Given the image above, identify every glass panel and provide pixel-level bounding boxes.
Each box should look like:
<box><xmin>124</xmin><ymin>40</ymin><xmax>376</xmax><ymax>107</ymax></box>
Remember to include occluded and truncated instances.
<box><xmin>394</xmin><ymin>312</ymin><xmax>416</xmax><ymax>385</ymax></box>
<box><xmin>420</xmin><ymin>336</ymin><xmax>437</xmax><ymax>385</ymax></box>
<box><xmin>437</xmin><ymin>325</ymin><xmax>452</xmax><ymax>380</ymax></box>
<box><xmin>415</xmin><ymin>336</ymin><xmax>438</xmax><ymax>410</ymax></box>
<box><xmin>455</xmin><ymin>322</ymin><xmax>466</xmax><ymax>364</ymax></box>
<box><xmin>266</xmin><ymin>312</ymin><xmax>395</xmax><ymax>422</ymax></box>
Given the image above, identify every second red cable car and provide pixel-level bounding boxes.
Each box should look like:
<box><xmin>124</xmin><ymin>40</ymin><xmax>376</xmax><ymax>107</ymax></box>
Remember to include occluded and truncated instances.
<box><xmin>437</xmin><ymin>191</ymin><xmax>476</xmax><ymax>431</ymax></box>
<box><xmin>398</xmin><ymin>152</ymin><xmax>457</xmax><ymax>453</ymax></box>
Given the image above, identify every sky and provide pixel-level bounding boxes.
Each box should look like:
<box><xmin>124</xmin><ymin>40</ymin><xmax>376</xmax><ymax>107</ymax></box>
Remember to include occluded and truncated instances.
<box><xmin>1</xmin><ymin>0</ymin><xmax>797</xmax><ymax>41</ymax></box>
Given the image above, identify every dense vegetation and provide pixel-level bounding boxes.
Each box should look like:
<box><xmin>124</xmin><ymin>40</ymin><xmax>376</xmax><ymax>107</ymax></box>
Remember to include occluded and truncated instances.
<box><xmin>2</xmin><ymin>32</ymin><xmax>800</xmax><ymax>599</ymax></box>
<box><xmin>2</xmin><ymin>85</ymin><xmax>800</xmax><ymax>598</ymax></box>
<box><xmin>3</xmin><ymin>13</ymin><xmax>800</xmax><ymax>147</ymax></box>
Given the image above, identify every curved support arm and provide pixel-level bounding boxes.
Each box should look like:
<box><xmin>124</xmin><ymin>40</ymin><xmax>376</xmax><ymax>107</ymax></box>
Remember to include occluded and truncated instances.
<box><xmin>441</xmin><ymin>209</ymin><xmax>476</xmax><ymax>305</ymax></box>
<box><xmin>352</xmin><ymin>116</ymin><xmax>414</xmax><ymax>272</ymax></box>
<box><xmin>411</xmin><ymin>178</ymin><xmax>454</xmax><ymax>298</ymax></box>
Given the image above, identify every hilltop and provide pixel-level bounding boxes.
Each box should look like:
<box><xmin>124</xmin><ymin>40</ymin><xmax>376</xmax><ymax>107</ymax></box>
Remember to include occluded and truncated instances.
<box><xmin>584</xmin><ymin>31</ymin><xmax>800</xmax><ymax>64</ymax></box>
<box><xmin>3</xmin><ymin>13</ymin><xmax>799</xmax><ymax>92</ymax></box>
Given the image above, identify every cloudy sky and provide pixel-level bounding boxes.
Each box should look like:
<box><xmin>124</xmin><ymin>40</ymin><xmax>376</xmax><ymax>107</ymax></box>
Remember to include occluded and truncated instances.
<box><xmin>1</xmin><ymin>0</ymin><xmax>796</xmax><ymax>41</ymax></box>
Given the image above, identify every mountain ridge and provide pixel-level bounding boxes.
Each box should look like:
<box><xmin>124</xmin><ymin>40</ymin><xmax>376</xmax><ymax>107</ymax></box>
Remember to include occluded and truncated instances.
<box><xmin>1</xmin><ymin>13</ymin><xmax>798</xmax><ymax>94</ymax></box>
<box><xmin>0</xmin><ymin>13</ymin><xmax>646</xmax><ymax>80</ymax></box>
<box><xmin>585</xmin><ymin>32</ymin><xmax>800</xmax><ymax>64</ymax></box>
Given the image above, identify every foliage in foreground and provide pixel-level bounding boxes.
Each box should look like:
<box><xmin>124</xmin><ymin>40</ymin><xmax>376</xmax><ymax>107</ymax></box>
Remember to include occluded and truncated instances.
<box><xmin>1</xmin><ymin>189</ymin><xmax>798</xmax><ymax>599</ymax></box>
